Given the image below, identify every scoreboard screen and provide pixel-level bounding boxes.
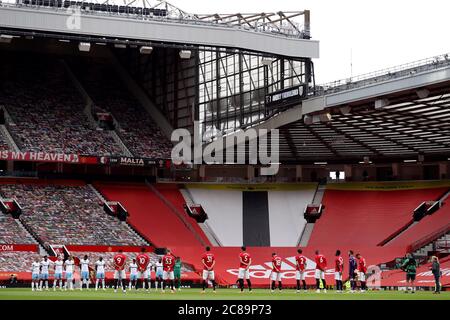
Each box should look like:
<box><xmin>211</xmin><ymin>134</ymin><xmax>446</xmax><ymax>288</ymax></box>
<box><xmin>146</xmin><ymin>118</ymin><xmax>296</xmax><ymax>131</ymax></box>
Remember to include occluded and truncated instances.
<box><xmin>265</xmin><ymin>84</ymin><xmax>307</xmax><ymax>109</ymax></box>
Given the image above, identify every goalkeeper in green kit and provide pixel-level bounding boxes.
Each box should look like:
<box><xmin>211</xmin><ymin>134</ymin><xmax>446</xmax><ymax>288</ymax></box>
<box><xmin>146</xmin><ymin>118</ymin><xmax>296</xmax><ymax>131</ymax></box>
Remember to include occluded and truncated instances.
<box><xmin>401</xmin><ymin>253</ymin><xmax>418</xmax><ymax>293</ymax></box>
<box><xmin>174</xmin><ymin>256</ymin><xmax>182</xmax><ymax>291</ymax></box>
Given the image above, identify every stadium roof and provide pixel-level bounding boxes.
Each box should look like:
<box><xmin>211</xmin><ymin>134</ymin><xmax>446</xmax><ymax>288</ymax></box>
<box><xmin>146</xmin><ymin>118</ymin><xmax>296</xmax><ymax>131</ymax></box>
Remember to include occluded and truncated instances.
<box><xmin>0</xmin><ymin>0</ymin><xmax>318</xmax><ymax>58</ymax></box>
<box><xmin>279</xmin><ymin>92</ymin><xmax>450</xmax><ymax>162</ymax></box>
<box><xmin>280</xmin><ymin>55</ymin><xmax>450</xmax><ymax>163</ymax></box>
<box><xmin>214</xmin><ymin>53</ymin><xmax>450</xmax><ymax>164</ymax></box>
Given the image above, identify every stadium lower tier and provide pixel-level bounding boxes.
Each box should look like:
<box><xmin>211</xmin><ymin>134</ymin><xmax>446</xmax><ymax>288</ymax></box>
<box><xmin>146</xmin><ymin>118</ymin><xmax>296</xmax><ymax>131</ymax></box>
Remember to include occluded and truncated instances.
<box><xmin>0</xmin><ymin>251</ymin><xmax>41</xmax><ymax>273</ymax></box>
<box><xmin>0</xmin><ymin>180</ymin><xmax>148</xmax><ymax>246</ymax></box>
<box><xmin>388</xmin><ymin>199</ymin><xmax>450</xmax><ymax>247</ymax></box>
<box><xmin>94</xmin><ymin>182</ymin><xmax>206</xmax><ymax>248</ymax></box>
<box><xmin>1</xmin><ymin>180</ymin><xmax>449</xmax><ymax>288</ymax></box>
<box><xmin>308</xmin><ymin>187</ymin><xmax>448</xmax><ymax>247</ymax></box>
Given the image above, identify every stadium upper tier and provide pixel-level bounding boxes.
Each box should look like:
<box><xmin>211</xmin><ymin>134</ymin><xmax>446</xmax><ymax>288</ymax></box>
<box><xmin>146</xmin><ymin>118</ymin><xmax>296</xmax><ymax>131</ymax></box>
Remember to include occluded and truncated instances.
<box><xmin>0</xmin><ymin>181</ymin><xmax>148</xmax><ymax>246</ymax></box>
<box><xmin>0</xmin><ymin>52</ymin><xmax>172</xmax><ymax>158</ymax></box>
<box><xmin>68</xmin><ymin>57</ymin><xmax>172</xmax><ymax>159</ymax></box>
<box><xmin>0</xmin><ymin>1</ymin><xmax>319</xmax><ymax>58</ymax></box>
<box><xmin>0</xmin><ymin>214</ymin><xmax>36</xmax><ymax>244</ymax></box>
<box><xmin>0</xmin><ymin>53</ymin><xmax>124</xmax><ymax>156</ymax></box>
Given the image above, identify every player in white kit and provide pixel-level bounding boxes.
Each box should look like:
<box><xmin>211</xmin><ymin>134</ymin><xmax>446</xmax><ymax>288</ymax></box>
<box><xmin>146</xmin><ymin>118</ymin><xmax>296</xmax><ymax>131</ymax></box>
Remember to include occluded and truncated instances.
<box><xmin>64</xmin><ymin>256</ymin><xmax>75</xmax><ymax>290</ymax></box>
<box><xmin>154</xmin><ymin>258</ymin><xmax>164</xmax><ymax>291</ymax></box>
<box><xmin>31</xmin><ymin>258</ymin><xmax>40</xmax><ymax>291</ymax></box>
<box><xmin>39</xmin><ymin>256</ymin><xmax>51</xmax><ymax>291</ymax></box>
<box><xmin>53</xmin><ymin>256</ymin><xmax>64</xmax><ymax>291</ymax></box>
<box><xmin>128</xmin><ymin>259</ymin><xmax>138</xmax><ymax>290</ymax></box>
<box><xmin>95</xmin><ymin>256</ymin><xmax>106</xmax><ymax>290</ymax></box>
<box><xmin>79</xmin><ymin>255</ymin><xmax>90</xmax><ymax>290</ymax></box>
<box><xmin>144</xmin><ymin>260</ymin><xmax>153</xmax><ymax>291</ymax></box>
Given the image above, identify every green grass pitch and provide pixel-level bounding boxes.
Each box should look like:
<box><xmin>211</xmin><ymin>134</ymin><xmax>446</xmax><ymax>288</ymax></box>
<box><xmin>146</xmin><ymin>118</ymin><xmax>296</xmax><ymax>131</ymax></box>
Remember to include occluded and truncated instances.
<box><xmin>0</xmin><ymin>288</ymin><xmax>448</xmax><ymax>300</ymax></box>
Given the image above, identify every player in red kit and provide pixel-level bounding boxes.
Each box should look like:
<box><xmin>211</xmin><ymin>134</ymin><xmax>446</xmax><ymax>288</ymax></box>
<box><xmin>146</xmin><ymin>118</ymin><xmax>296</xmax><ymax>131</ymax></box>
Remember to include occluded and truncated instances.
<box><xmin>334</xmin><ymin>250</ymin><xmax>344</xmax><ymax>293</ymax></box>
<box><xmin>270</xmin><ymin>253</ymin><xmax>282</xmax><ymax>292</ymax></box>
<box><xmin>237</xmin><ymin>246</ymin><xmax>252</xmax><ymax>292</ymax></box>
<box><xmin>113</xmin><ymin>250</ymin><xmax>127</xmax><ymax>293</ymax></box>
<box><xmin>136</xmin><ymin>247</ymin><xmax>150</xmax><ymax>291</ymax></box>
<box><xmin>162</xmin><ymin>249</ymin><xmax>176</xmax><ymax>293</ymax></box>
<box><xmin>201</xmin><ymin>246</ymin><xmax>217</xmax><ymax>293</ymax></box>
<box><xmin>295</xmin><ymin>248</ymin><xmax>308</xmax><ymax>293</ymax></box>
<box><xmin>314</xmin><ymin>250</ymin><xmax>327</xmax><ymax>293</ymax></box>
<box><xmin>356</xmin><ymin>253</ymin><xmax>367</xmax><ymax>292</ymax></box>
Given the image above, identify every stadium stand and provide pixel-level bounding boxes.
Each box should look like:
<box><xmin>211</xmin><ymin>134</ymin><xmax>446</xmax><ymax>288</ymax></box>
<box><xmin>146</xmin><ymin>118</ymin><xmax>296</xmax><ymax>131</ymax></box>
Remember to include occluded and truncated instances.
<box><xmin>387</xmin><ymin>200</ymin><xmax>450</xmax><ymax>247</ymax></box>
<box><xmin>0</xmin><ymin>251</ymin><xmax>41</xmax><ymax>272</ymax></box>
<box><xmin>153</xmin><ymin>184</ymin><xmax>211</xmax><ymax>246</ymax></box>
<box><xmin>0</xmin><ymin>214</ymin><xmax>35</xmax><ymax>244</ymax></box>
<box><xmin>94</xmin><ymin>182</ymin><xmax>204</xmax><ymax>247</ymax></box>
<box><xmin>0</xmin><ymin>182</ymin><xmax>147</xmax><ymax>246</ymax></box>
<box><xmin>68</xmin><ymin>58</ymin><xmax>172</xmax><ymax>159</ymax></box>
<box><xmin>0</xmin><ymin>53</ymin><xmax>123</xmax><ymax>156</ymax></box>
<box><xmin>308</xmin><ymin>187</ymin><xmax>449</xmax><ymax>247</ymax></box>
<box><xmin>21</xmin><ymin>1</ymin><xmax>169</xmax><ymax>17</ymax></box>
<box><xmin>0</xmin><ymin>132</ymin><xmax>10</xmax><ymax>151</ymax></box>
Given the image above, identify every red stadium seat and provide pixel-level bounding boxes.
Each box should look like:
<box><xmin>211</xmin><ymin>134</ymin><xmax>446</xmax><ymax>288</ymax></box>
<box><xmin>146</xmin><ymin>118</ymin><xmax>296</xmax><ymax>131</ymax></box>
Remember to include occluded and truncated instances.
<box><xmin>94</xmin><ymin>182</ymin><xmax>205</xmax><ymax>248</ymax></box>
<box><xmin>308</xmin><ymin>188</ymin><xmax>448</xmax><ymax>247</ymax></box>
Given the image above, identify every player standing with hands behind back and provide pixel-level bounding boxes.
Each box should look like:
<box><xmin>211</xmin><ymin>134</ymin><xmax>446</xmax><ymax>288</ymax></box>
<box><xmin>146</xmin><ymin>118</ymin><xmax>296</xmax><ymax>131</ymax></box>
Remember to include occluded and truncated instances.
<box><xmin>136</xmin><ymin>248</ymin><xmax>150</xmax><ymax>291</ymax></box>
<box><xmin>356</xmin><ymin>253</ymin><xmax>367</xmax><ymax>292</ymax></box>
<box><xmin>31</xmin><ymin>257</ymin><xmax>40</xmax><ymax>291</ymax></box>
<box><xmin>270</xmin><ymin>253</ymin><xmax>283</xmax><ymax>293</ymax></box>
<box><xmin>113</xmin><ymin>250</ymin><xmax>127</xmax><ymax>293</ymax></box>
<box><xmin>237</xmin><ymin>246</ymin><xmax>252</xmax><ymax>293</ymax></box>
<box><xmin>201</xmin><ymin>246</ymin><xmax>217</xmax><ymax>293</ymax></box>
<box><xmin>314</xmin><ymin>250</ymin><xmax>327</xmax><ymax>293</ymax></box>
<box><xmin>162</xmin><ymin>249</ymin><xmax>176</xmax><ymax>293</ymax></box>
<box><xmin>334</xmin><ymin>250</ymin><xmax>344</xmax><ymax>293</ymax></box>
<box><xmin>295</xmin><ymin>249</ymin><xmax>307</xmax><ymax>293</ymax></box>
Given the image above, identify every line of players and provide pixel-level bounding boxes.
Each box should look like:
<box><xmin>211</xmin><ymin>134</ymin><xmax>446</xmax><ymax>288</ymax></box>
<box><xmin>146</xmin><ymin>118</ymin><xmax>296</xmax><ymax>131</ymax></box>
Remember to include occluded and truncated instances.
<box><xmin>236</xmin><ymin>247</ymin><xmax>368</xmax><ymax>293</ymax></box>
<box><xmin>30</xmin><ymin>246</ymin><xmax>368</xmax><ymax>293</ymax></box>
<box><xmin>30</xmin><ymin>248</ymin><xmax>176</xmax><ymax>293</ymax></box>
<box><xmin>203</xmin><ymin>246</ymin><xmax>368</xmax><ymax>293</ymax></box>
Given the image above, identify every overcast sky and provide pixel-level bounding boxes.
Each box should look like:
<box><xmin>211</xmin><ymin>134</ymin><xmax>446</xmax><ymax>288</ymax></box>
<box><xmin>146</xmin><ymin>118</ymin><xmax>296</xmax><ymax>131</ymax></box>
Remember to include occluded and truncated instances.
<box><xmin>168</xmin><ymin>0</ymin><xmax>450</xmax><ymax>83</ymax></box>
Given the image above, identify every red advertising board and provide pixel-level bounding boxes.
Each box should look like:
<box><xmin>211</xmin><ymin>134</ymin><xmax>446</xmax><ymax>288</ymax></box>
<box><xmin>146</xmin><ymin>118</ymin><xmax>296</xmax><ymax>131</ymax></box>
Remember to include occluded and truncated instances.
<box><xmin>0</xmin><ymin>244</ymin><xmax>38</xmax><ymax>252</ymax></box>
<box><xmin>170</xmin><ymin>246</ymin><xmax>409</xmax><ymax>287</ymax></box>
<box><xmin>66</xmin><ymin>245</ymin><xmax>154</xmax><ymax>253</ymax></box>
<box><xmin>0</xmin><ymin>151</ymin><xmax>80</xmax><ymax>163</ymax></box>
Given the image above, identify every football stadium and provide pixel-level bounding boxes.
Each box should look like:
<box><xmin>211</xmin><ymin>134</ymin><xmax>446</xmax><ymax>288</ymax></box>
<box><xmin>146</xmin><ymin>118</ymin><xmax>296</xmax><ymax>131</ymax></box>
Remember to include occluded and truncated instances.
<box><xmin>0</xmin><ymin>0</ymin><xmax>449</xmax><ymax>303</ymax></box>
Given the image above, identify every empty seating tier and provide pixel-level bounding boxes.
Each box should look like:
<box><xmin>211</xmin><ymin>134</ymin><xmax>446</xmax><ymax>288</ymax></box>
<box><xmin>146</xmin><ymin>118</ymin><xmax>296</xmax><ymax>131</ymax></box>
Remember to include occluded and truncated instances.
<box><xmin>308</xmin><ymin>187</ymin><xmax>448</xmax><ymax>247</ymax></box>
<box><xmin>0</xmin><ymin>53</ymin><xmax>124</xmax><ymax>156</ymax></box>
<box><xmin>0</xmin><ymin>182</ymin><xmax>147</xmax><ymax>246</ymax></box>
<box><xmin>94</xmin><ymin>182</ymin><xmax>204</xmax><ymax>248</ymax></box>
